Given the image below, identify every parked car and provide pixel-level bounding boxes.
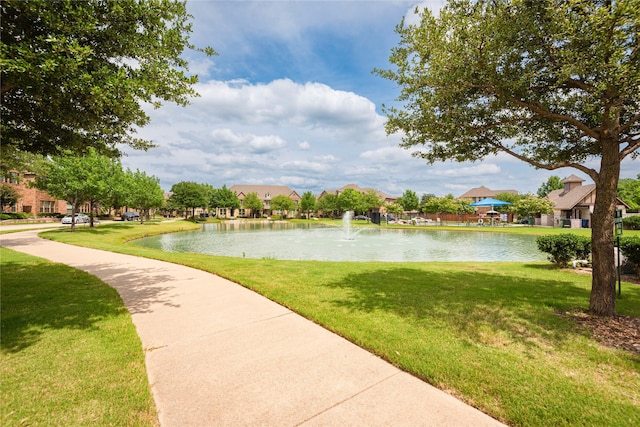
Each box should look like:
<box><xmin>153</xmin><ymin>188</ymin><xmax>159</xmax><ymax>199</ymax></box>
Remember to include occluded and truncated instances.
<box><xmin>61</xmin><ymin>214</ymin><xmax>90</xmax><ymax>224</ymax></box>
<box><xmin>121</xmin><ymin>211</ymin><xmax>140</xmax><ymax>221</ymax></box>
<box><xmin>353</xmin><ymin>215</ymin><xmax>369</xmax><ymax>220</ymax></box>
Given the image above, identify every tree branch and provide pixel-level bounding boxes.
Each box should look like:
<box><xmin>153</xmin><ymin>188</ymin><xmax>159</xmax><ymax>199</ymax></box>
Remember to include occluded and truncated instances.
<box><xmin>619</xmin><ymin>113</ymin><xmax>640</xmax><ymax>134</ymax></box>
<box><xmin>507</xmin><ymin>97</ymin><xmax>600</xmax><ymax>139</ymax></box>
<box><xmin>620</xmin><ymin>140</ymin><xmax>640</xmax><ymax>159</ymax></box>
<box><xmin>488</xmin><ymin>141</ymin><xmax>599</xmax><ymax>182</ymax></box>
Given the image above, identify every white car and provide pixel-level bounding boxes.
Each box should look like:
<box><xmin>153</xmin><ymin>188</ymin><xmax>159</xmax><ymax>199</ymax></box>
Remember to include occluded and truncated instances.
<box><xmin>61</xmin><ymin>214</ymin><xmax>90</xmax><ymax>224</ymax></box>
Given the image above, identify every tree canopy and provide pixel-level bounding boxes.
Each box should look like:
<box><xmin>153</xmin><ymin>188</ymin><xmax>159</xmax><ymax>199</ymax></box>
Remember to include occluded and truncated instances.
<box><xmin>537</xmin><ymin>176</ymin><xmax>564</xmax><ymax>198</ymax></box>
<box><xmin>377</xmin><ymin>0</ymin><xmax>640</xmax><ymax>316</ymax></box>
<box><xmin>210</xmin><ymin>185</ymin><xmax>240</xmax><ymax>211</ymax></box>
<box><xmin>398</xmin><ymin>189</ymin><xmax>419</xmax><ymax>212</ymax></box>
<box><xmin>169</xmin><ymin>181</ymin><xmax>208</xmax><ymax>219</ymax></box>
<box><xmin>0</xmin><ymin>183</ymin><xmax>20</xmax><ymax>211</ymax></box>
<box><xmin>512</xmin><ymin>195</ymin><xmax>555</xmax><ymax>221</ymax></box>
<box><xmin>1</xmin><ymin>0</ymin><xmax>214</xmax><ymax>161</ymax></box>
<box><xmin>618</xmin><ymin>174</ymin><xmax>640</xmax><ymax>210</ymax></box>
<box><xmin>270</xmin><ymin>195</ymin><xmax>296</xmax><ymax>217</ymax></box>
<box><xmin>300</xmin><ymin>191</ymin><xmax>316</xmax><ymax>218</ymax></box>
<box><xmin>32</xmin><ymin>149</ymin><xmax>120</xmax><ymax>230</ymax></box>
<box><xmin>317</xmin><ymin>194</ymin><xmax>338</xmax><ymax>218</ymax></box>
<box><xmin>243</xmin><ymin>192</ymin><xmax>264</xmax><ymax>218</ymax></box>
<box><xmin>337</xmin><ymin>189</ymin><xmax>363</xmax><ymax>214</ymax></box>
<box><xmin>126</xmin><ymin>169</ymin><xmax>165</xmax><ymax>223</ymax></box>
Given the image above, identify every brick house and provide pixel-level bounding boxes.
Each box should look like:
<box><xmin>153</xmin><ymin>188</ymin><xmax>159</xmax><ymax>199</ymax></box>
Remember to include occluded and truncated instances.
<box><xmin>230</xmin><ymin>184</ymin><xmax>301</xmax><ymax>218</ymax></box>
<box><xmin>2</xmin><ymin>171</ymin><xmax>69</xmax><ymax>216</ymax></box>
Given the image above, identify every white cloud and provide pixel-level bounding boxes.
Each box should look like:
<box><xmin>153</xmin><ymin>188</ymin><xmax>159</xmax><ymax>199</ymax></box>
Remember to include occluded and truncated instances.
<box><xmin>120</xmin><ymin>1</ymin><xmax>638</xmax><ymax>199</ymax></box>
<box><xmin>429</xmin><ymin>163</ymin><xmax>502</xmax><ymax>177</ymax></box>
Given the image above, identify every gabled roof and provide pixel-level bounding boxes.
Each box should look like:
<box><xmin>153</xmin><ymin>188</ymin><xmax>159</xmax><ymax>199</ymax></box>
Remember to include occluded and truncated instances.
<box><xmin>562</xmin><ymin>174</ymin><xmax>585</xmax><ymax>184</ymax></box>
<box><xmin>458</xmin><ymin>186</ymin><xmax>518</xmax><ymax>199</ymax></box>
<box><xmin>230</xmin><ymin>185</ymin><xmax>300</xmax><ymax>200</ymax></box>
<box><xmin>547</xmin><ymin>184</ymin><xmax>595</xmax><ymax>210</ymax></box>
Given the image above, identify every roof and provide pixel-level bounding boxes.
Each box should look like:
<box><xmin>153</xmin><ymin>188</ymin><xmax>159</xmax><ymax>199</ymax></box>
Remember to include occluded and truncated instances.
<box><xmin>458</xmin><ymin>186</ymin><xmax>518</xmax><ymax>199</ymax></box>
<box><xmin>562</xmin><ymin>174</ymin><xmax>585</xmax><ymax>184</ymax></box>
<box><xmin>230</xmin><ymin>185</ymin><xmax>300</xmax><ymax>200</ymax></box>
<box><xmin>547</xmin><ymin>184</ymin><xmax>595</xmax><ymax>210</ymax></box>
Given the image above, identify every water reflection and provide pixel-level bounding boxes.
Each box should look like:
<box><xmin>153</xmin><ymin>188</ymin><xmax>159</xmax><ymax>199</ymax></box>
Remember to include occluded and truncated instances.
<box><xmin>133</xmin><ymin>222</ymin><xmax>547</xmax><ymax>262</ymax></box>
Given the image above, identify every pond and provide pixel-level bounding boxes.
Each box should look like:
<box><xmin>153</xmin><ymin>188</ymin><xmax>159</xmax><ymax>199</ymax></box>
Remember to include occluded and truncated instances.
<box><xmin>133</xmin><ymin>222</ymin><xmax>547</xmax><ymax>262</ymax></box>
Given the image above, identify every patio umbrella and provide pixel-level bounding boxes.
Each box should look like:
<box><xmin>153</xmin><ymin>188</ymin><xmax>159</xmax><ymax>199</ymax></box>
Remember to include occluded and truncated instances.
<box><xmin>469</xmin><ymin>198</ymin><xmax>511</xmax><ymax>208</ymax></box>
<box><xmin>470</xmin><ymin>198</ymin><xmax>511</xmax><ymax>225</ymax></box>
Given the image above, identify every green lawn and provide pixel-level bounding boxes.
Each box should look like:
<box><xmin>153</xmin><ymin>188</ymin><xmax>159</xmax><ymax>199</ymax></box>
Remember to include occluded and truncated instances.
<box><xmin>0</xmin><ymin>248</ymin><xmax>158</xmax><ymax>426</ymax></box>
<box><xmin>6</xmin><ymin>220</ymin><xmax>639</xmax><ymax>426</ymax></box>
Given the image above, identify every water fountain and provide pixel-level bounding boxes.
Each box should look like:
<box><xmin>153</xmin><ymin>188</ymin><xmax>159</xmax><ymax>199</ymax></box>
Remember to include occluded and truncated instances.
<box><xmin>340</xmin><ymin>211</ymin><xmax>367</xmax><ymax>240</ymax></box>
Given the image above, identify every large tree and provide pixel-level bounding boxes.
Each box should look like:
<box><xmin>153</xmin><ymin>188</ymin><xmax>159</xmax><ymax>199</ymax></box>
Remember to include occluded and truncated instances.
<box><xmin>398</xmin><ymin>189</ymin><xmax>420</xmax><ymax>212</ymax></box>
<box><xmin>512</xmin><ymin>195</ymin><xmax>555</xmax><ymax>224</ymax></box>
<box><xmin>361</xmin><ymin>190</ymin><xmax>383</xmax><ymax>214</ymax></box>
<box><xmin>337</xmin><ymin>188</ymin><xmax>364</xmax><ymax>214</ymax></box>
<box><xmin>33</xmin><ymin>149</ymin><xmax>125</xmax><ymax>228</ymax></box>
<box><xmin>32</xmin><ymin>152</ymin><xmax>90</xmax><ymax>231</ymax></box>
<box><xmin>377</xmin><ymin>0</ymin><xmax>640</xmax><ymax>316</ymax></box>
<box><xmin>0</xmin><ymin>183</ymin><xmax>20</xmax><ymax>212</ymax></box>
<box><xmin>209</xmin><ymin>185</ymin><xmax>240</xmax><ymax>218</ymax></box>
<box><xmin>317</xmin><ymin>194</ymin><xmax>339</xmax><ymax>219</ymax></box>
<box><xmin>126</xmin><ymin>169</ymin><xmax>165</xmax><ymax>224</ymax></box>
<box><xmin>1</xmin><ymin>0</ymin><xmax>214</xmax><ymax>160</ymax></box>
<box><xmin>169</xmin><ymin>181</ymin><xmax>208</xmax><ymax>219</ymax></box>
<box><xmin>242</xmin><ymin>192</ymin><xmax>264</xmax><ymax>218</ymax></box>
<box><xmin>270</xmin><ymin>195</ymin><xmax>297</xmax><ymax>218</ymax></box>
<box><xmin>300</xmin><ymin>191</ymin><xmax>316</xmax><ymax>219</ymax></box>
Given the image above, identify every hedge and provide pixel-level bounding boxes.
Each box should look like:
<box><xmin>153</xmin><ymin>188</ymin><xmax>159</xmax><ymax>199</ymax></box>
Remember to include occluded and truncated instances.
<box><xmin>536</xmin><ymin>234</ymin><xmax>592</xmax><ymax>268</ymax></box>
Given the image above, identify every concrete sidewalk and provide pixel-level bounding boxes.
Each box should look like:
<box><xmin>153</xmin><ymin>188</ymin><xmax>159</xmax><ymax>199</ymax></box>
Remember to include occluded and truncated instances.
<box><xmin>1</xmin><ymin>230</ymin><xmax>505</xmax><ymax>426</ymax></box>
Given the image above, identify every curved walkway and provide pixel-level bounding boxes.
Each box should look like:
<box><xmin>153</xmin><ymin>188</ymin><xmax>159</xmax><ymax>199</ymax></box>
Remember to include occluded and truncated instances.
<box><xmin>1</xmin><ymin>229</ymin><xmax>505</xmax><ymax>426</ymax></box>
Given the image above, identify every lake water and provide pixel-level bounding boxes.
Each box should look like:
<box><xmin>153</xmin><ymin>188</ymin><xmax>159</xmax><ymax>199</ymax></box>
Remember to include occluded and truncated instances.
<box><xmin>133</xmin><ymin>222</ymin><xmax>547</xmax><ymax>262</ymax></box>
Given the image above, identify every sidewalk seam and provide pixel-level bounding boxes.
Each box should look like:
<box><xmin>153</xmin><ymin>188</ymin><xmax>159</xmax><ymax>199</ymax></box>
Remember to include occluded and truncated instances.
<box><xmin>294</xmin><ymin>371</ymin><xmax>403</xmax><ymax>426</ymax></box>
<box><xmin>150</xmin><ymin>310</ymin><xmax>296</xmax><ymax>350</ymax></box>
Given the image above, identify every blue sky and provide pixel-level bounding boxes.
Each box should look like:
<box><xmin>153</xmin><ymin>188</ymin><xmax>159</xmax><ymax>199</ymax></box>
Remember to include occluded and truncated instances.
<box><xmin>122</xmin><ymin>0</ymin><xmax>638</xmax><ymax>197</ymax></box>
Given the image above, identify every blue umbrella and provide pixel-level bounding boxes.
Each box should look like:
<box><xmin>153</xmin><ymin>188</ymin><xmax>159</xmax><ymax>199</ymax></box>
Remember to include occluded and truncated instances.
<box><xmin>470</xmin><ymin>198</ymin><xmax>511</xmax><ymax>225</ymax></box>
<box><xmin>469</xmin><ymin>198</ymin><xmax>511</xmax><ymax>207</ymax></box>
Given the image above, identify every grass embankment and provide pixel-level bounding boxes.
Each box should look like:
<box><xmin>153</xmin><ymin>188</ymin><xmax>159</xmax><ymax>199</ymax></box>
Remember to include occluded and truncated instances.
<box><xmin>9</xmin><ymin>220</ymin><xmax>640</xmax><ymax>426</ymax></box>
<box><xmin>0</xmin><ymin>248</ymin><xmax>157</xmax><ymax>426</ymax></box>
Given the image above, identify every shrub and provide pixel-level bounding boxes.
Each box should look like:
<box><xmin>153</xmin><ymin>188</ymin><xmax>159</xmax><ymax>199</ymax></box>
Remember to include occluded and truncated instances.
<box><xmin>0</xmin><ymin>212</ymin><xmax>29</xmax><ymax>220</ymax></box>
<box><xmin>536</xmin><ymin>234</ymin><xmax>592</xmax><ymax>268</ymax></box>
<box><xmin>618</xmin><ymin>236</ymin><xmax>640</xmax><ymax>275</ymax></box>
<box><xmin>622</xmin><ymin>216</ymin><xmax>640</xmax><ymax>230</ymax></box>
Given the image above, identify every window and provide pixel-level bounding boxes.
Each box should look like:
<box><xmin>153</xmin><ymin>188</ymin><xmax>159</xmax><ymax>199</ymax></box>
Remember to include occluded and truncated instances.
<box><xmin>40</xmin><ymin>201</ymin><xmax>56</xmax><ymax>213</ymax></box>
<box><xmin>9</xmin><ymin>172</ymin><xmax>18</xmax><ymax>184</ymax></box>
<box><xmin>219</xmin><ymin>208</ymin><xmax>226</xmax><ymax>217</ymax></box>
<box><xmin>239</xmin><ymin>209</ymin><xmax>246</xmax><ymax>217</ymax></box>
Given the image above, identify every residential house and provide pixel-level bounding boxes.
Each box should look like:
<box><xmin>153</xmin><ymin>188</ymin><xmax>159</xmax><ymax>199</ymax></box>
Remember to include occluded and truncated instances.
<box><xmin>2</xmin><ymin>171</ymin><xmax>69</xmax><ymax>216</ymax></box>
<box><xmin>458</xmin><ymin>185</ymin><xmax>519</xmax><ymax>203</ymax></box>
<box><xmin>545</xmin><ymin>174</ymin><xmax>630</xmax><ymax>228</ymax></box>
<box><xmin>230</xmin><ymin>184</ymin><xmax>301</xmax><ymax>218</ymax></box>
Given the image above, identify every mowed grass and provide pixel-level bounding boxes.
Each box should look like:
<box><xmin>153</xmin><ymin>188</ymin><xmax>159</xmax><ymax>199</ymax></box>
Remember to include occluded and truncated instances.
<box><xmin>32</xmin><ymin>221</ymin><xmax>640</xmax><ymax>426</ymax></box>
<box><xmin>0</xmin><ymin>248</ymin><xmax>158</xmax><ymax>427</ymax></box>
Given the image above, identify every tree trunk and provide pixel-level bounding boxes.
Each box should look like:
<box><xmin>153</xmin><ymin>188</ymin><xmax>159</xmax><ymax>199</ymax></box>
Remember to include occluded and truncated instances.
<box><xmin>589</xmin><ymin>141</ymin><xmax>620</xmax><ymax>316</ymax></box>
